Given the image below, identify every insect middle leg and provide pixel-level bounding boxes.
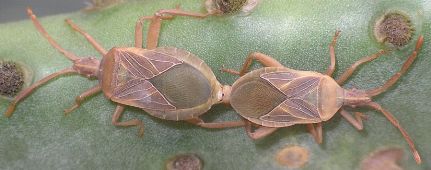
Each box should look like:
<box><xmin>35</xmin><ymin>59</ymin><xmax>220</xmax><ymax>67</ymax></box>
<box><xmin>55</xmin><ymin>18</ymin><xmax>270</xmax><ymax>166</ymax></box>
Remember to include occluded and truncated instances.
<box><xmin>4</xmin><ymin>68</ymin><xmax>77</xmax><ymax>117</ymax></box>
<box><xmin>135</xmin><ymin>7</ymin><xmax>209</xmax><ymax>49</ymax></box>
<box><xmin>111</xmin><ymin>105</ymin><xmax>145</xmax><ymax>136</ymax></box>
<box><xmin>64</xmin><ymin>85</ymin><xmax>102</xmax><ymax>115</ymax></box>
<box><xmin>221</xmin><ymin>52</ymin><xmax>283</xmax><ymax>76</ymax></box>
<box><xmin>186</xmin><ymin>117</ymin><xmax>245</xmax><ymax>128</ymax></box>
<box><xmin>65</xmin><ymin>19</ymin><xmax>107</xmax><ymax>55</ymax></box>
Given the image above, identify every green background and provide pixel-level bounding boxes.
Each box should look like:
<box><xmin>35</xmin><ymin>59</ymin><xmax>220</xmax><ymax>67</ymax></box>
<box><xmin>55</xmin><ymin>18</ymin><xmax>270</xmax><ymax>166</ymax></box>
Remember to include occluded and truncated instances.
<box><xmin>0</xmin><ymin>0</ymin><xmax>430</xmax><ymax>169</ymax></box>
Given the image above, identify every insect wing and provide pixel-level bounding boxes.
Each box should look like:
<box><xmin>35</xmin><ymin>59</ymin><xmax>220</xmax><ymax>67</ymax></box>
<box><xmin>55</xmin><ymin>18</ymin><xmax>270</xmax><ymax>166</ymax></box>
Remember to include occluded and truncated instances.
<box><xmin>111</xmin><ymin>50</ymin><xmax>181</xmax><ymax>110</ymax></box>
<box><xmin>117</xmin><ymin>50</ymin><xmax>182</xmax><ymax>79</ymax></box>
<box><xmin>112</xmin><ymin>79</ymin><xmax>175</xmax><ymax>110</ymax></box>
<box><xmin>260</xmin><ymin>72</ymin><xmax>321</xmax><ymax>123</ymax></box>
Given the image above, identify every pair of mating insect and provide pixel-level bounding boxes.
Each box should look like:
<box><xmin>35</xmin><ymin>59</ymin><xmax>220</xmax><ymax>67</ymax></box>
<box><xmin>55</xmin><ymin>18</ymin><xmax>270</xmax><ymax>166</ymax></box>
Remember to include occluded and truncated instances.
<box><xmin>4</xmin><ymin>8</ymin><xmax>423</xmax><ymax>164</ymax></box>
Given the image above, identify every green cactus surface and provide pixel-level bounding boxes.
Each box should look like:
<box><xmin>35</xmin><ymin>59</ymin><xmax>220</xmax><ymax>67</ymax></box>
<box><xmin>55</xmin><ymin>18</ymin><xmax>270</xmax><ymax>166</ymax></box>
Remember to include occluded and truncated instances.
<box><xmin>0</xmin><ymin>0</ymin><xmax>430</xmax><ymax>169</ymax></box>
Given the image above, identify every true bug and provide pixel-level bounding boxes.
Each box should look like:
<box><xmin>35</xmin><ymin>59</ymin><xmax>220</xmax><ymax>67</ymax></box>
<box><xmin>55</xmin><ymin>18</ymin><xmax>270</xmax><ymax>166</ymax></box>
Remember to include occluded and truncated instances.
<box><xmin>222</xmin><ymin>31</ymin><xmax>424</xmax><ymax>164</ymax></box>
<box><xmin>4</xmin><ymin>8</ymin><xmax>244</xmax><ymax>135</ymax></box>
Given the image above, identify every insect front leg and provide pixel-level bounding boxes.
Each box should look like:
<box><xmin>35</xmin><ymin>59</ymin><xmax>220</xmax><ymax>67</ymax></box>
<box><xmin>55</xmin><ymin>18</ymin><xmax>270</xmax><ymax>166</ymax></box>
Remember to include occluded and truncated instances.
<box><xmin>64</xmin><ymin>85</ymin><xmax>102</xmax><ymax>115</ymax></box>
<box><xmin>244</xmin><ymin>121</ymin><xmax>279</xmax><ymax>140</ymax></box>
<box><xmin>336</xmin><ymin>50</ymin><xmax>385</xmax><ymax>85</ymax></box>
<box><xmin>111</xmin><ymin>105</ymin><xmax>145</xmax><ymax>137</ymax></box>
<box><xmin>221</xmin><ymin>52</ymin><xmax>283</xmax><ymax>76</ymax></box>
<box><xmin>306</xmin><ymin>123</ymin><xmax>323</xmax><ymax>144</ymax></box>
<box><xmin>4</xmin><ymin>68</ymin><xmax>77</xmax><ymax>118</ymax></box>
<box><xmin>339</xmin><ymin>108</ymin><xmax>368</xmax><ymax>130</ymax></box>
<box><xmin>186</xmin><ymin>117</ymin><xmax>245</xmax><ymax>128</ymax></box>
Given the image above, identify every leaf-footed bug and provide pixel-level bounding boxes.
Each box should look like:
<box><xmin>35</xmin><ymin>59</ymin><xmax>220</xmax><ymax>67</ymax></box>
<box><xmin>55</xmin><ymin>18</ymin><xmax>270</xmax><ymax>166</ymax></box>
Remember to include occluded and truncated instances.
<box><xmin>5</xmin><ymin>7</ymin><xmax>245</xmax><ymax>136</ymax></box>
<box><xmin>222</xmin><ymin>31</ymin><xmax>424</xmax><ymax>164</ymax></box>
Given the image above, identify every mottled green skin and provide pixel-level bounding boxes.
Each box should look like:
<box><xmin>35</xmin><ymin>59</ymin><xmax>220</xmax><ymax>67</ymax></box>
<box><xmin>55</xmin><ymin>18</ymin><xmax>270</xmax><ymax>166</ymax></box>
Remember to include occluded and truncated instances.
<box><xmin>0</xmin><ymin>0</ymin><xmax>430</xmax><ymax>169</ymax></box>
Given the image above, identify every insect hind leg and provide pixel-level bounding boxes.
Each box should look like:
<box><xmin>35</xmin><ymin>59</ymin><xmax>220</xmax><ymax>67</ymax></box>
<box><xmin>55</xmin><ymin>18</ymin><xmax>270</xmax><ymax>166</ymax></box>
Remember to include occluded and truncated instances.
<box><xmin>186</xmin><ymin>117</ymin><xmax>245</xmax><ymax>128</ymax></box>
<box><xmin>221</xmin><ymin>52</ymin><xmax>283</xmax><ymax>76</ymax></box>
<box><xmin>135</xmin><ymin>6</ymin><xmax>209</xmax><ymax>49</ymax></box>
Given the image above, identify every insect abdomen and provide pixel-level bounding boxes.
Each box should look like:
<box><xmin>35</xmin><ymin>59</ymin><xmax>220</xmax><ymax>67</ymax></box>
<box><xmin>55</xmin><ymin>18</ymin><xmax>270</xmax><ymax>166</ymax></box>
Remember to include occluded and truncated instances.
<box><xmin>230</xmin><ymin>78</ymin><xmax>287</xmax><ymax>119</ymax></box>
<box><xmin>149</xmin><ymin>63</ymin><xmax>211</xmax><ymax>109</ymax></box>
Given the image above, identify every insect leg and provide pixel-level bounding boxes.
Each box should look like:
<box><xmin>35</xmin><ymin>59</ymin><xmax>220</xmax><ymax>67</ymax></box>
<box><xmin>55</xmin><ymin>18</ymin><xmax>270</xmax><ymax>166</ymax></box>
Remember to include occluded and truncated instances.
<box><xmin>186</xmin><ymin>117</ymin><xmax>245</xmax><ymax>128</ymax></box>
<box><xmin>221</xmin><ymin>52</ymin><xmax>283</xmax><ymax>76</ymax></box>
<box><xmin>27</xmin><ymin>8</ymin><xmax>80</xmax><ymax>61</ymax></box>
<box><xmin>134</xmin><ymin>15</ymin><xmax>173</xmax><ymax>49</ymax></box>
<box><xmin>367</xmin><ymin>102</ymin><xmax>421</xmax><ymax>164</ymax></box>
<box><xmin>245</xmin><ymin>121</ymin><xmax>279</xmax><ymax>140</ymax></box>
<box><xmin>111</xmin><ymin>105</ymin><xmax>145</xmax><ymax>137</ymax></box>
<box><xmin>306</xmin><ymin>123</ymin><xmax>323</xmax><ymax>144</ymax></box>
<box><xmin>4</xmin><ymin>68</ymin><xmax>77</xmax><ymax>118</ymax></box>
<box><xmin>366</xmin><ymin>36</ymin><xmax>424</xmax><ymax>96</ymax></box>
<box><xmin>339</xmin><ymin>109</ymin><xmax>368</xmax><ymax>130</ymax></box>
<box><xmin>64</xmin><ymin>85</ymin><xmax>102</xmax><ymax>115</ymax></box>
<box><xmin>137</xmin><ymin>7</ymin><xmax>209</xmax><ymax>49</ymax></box>
<box><xmin>65</xmin><ymin>19</ymin><xmax>107</xmax><ymax>55</ymax></box>
<box><xmin>325</xmin><ymin>30</ymin><xmax>341</xmax><ymax>76</ymax></box>
<box><xmin>336</xmin><ymin>50</ymin><xmax>385</xmax><ymax>85</ymax></box>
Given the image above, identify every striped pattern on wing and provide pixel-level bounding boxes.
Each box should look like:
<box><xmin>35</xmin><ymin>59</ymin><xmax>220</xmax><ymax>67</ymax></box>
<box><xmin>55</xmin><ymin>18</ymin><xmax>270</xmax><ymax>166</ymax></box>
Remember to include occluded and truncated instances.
<box><xmin>116</xmin><ymin>50</ymin><xmax>183</xmax><ymax>79</ymax></box>
<box><xmin>260</xmin><ymin>72</ymin><xmax>321</xmax><ymax>123</ymax></box>
<box><xmin>111</xmin><ymin>50</ymin><xmax>182</xmax><ymax>110</ymax></box>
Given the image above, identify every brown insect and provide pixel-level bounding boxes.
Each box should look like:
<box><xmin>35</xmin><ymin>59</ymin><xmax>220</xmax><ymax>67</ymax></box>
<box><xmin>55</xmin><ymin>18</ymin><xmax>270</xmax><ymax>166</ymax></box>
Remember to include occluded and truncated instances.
<box><xmin>222</xmin><ymin>31</ymin><xmax>423</xmax><ymax>164</ymax></box>
<box><xmin>4</xmin><ymin>8</ymin><xmax>244</xmax><ymax>135</ymax></box>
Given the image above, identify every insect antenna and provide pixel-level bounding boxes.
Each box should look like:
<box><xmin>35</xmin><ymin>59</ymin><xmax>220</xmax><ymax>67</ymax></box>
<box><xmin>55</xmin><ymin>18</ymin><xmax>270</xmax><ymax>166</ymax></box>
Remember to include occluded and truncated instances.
<box><xmin>366</xmin><ymin>35</ymin><xmax>424</xmax><ymax>97</ymax></box>
<box><xmin>367</xmin><ymin>102</ymin><xmax>421</xmax><ymax>164</ymax></box>
<box><xmin>4</xmin><ymin>68</ymin><xmax>77</xmax><ymax>117</ymax></box>
<box><xmin>27</xmin><ymin>7</ymin><xmax>80</xmax><ymax>62</ymax></box>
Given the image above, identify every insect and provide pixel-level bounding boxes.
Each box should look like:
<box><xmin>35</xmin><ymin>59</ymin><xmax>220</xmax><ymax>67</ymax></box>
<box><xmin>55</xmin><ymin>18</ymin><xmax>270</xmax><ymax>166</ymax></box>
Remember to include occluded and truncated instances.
<box><xmin>222</xmin><ymin>31</ymin><xmax>423</xmax><ymax>164</ymax></box>
<box><xmin>4</xmin><ymin>8</ymin><xmax>245</xmax><ymax>136</ymax></box>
